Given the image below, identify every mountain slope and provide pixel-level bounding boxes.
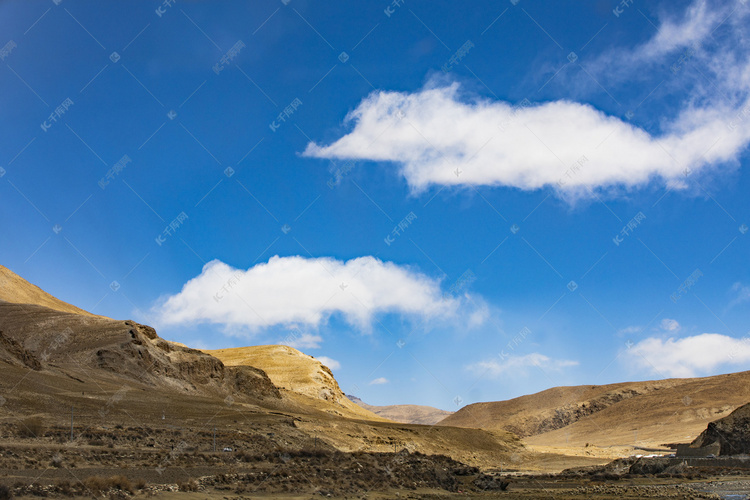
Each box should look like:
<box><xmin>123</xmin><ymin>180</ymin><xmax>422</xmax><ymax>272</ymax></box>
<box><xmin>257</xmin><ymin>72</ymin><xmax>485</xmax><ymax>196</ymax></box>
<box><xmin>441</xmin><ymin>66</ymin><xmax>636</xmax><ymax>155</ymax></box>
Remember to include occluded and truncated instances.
<box><xmin>347</xmin><ymin>394</ymin><xmax>453</xmax><ymax>425</ymax></box>
<box><xmin>0</xmin><ymin>265</ymin><xmax>98</xmax><ymax>317</ymax></box>
<box><xmin>205</xmin><ymin>345</ymin><xmax>384</xmax><ymax>421</ymax></box>
<box><xmin>0</xmin><ymin>300</ymin><xmax>281</xmax><ymax>401</ymax></box>
<box><xmin>440</xmin><ymin>373</ymin><xmax>750</xmax><ymax>448</ymax></box>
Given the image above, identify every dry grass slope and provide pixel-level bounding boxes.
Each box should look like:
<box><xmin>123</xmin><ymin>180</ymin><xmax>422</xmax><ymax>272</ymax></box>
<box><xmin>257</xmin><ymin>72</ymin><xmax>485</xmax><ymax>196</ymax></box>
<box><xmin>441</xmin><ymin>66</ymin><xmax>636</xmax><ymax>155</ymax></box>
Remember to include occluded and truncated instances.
<box><xmin>0</xmin><ymin>265</ymin><xmax>99</xmax><ymax>317</ymax></box>
<box><xmin>440</xmin><ymin>373</ymin><xmax>750</xmax><ymax>449</ymax></box>
<box><xmin>205</xmin><ymin>345</ymin><xmax>385</xmax><ymax>421</ymax></box>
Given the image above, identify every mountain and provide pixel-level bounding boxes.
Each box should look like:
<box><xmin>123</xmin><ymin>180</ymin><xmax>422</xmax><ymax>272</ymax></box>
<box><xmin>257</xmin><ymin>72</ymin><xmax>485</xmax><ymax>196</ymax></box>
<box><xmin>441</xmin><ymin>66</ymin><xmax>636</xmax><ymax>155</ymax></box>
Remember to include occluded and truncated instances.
<box><xmin>439</xmin><ymin>373</ymin><xmax>750</xmax><ymax>449</ymax></box>
<box><xmin>0</xmin><ymin>299</ymin><xmax>281</xmax><ymax>400</ymax></box>
<box><xmin>0</xmin><ymin>265</ymin><xmax>526</xmax><ymax>470</ymax></box>
<box><xmin>691</xmin><ymin>402</ymin><xmax>750</xmax><ymax>455</ymax></box>
<box><xmin>347</xmin><ymin>394</ymin><xmax>453</xmax><ymax>425</ymax></box>
<box><xmin>204</xmin><ymin>345</ymin><xmax>382</xmax><ymax>421</ymax></box>
<box><xmin>0</xmin><ymin>265</ymin><xmax>98</xmax><ymax>317</ymax></box>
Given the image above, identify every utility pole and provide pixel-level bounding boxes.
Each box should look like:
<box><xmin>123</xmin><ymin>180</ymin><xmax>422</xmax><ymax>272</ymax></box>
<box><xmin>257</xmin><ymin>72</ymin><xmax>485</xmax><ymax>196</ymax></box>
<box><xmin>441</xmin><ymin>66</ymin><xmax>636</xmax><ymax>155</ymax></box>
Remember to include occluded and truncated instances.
<box><xmin>70</xmin><ymin>406</ymin><xmax>74</xmax><ymax>441</ymax></box>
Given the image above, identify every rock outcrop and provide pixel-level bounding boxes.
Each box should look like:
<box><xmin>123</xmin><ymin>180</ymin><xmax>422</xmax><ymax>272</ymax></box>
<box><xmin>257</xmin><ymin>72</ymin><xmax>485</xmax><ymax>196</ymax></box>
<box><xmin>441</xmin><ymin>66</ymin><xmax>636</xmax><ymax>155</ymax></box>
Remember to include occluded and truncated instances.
<box><xmin>205</xmin><ymin>345</ymin><xmax>382</xmax><ymax>420</ymax></box>
<box><xmin>691</xmin><ymin>402</ymin><xmax>750</xmax><ymax>455</ymax></box>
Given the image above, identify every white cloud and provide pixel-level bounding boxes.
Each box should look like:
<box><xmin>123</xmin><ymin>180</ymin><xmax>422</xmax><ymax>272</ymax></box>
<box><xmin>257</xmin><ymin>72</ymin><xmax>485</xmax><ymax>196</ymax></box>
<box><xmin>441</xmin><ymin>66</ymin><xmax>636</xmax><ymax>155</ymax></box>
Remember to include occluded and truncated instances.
<box><xmin>369</xmin><ymin>377</ymin><xmax>389</xmax><ymax>385</ymax></box>
<box><xmin>315</xmin><ymin>356</ymin><xmax>340</xmax><ymax>371</ymax></box>
<box><xmin>280</xmin><ymin>332</ymin><xmax>323</xmax><ymax>350</ymax></box>
<box><xmin>303</xmin><ymin>84</ymin><xmax>750</xmax><ymax>195</ymax></box>
<box><xmin>625</xmin><ymin>333</ymin><xmax>750</xmax><ymax>378</ymax></box>
<box><xmin>660</xmin><ymin>318</ymin><xmax>681</xmax><ymax>332</ymax></box>
<box><xmin>303</xmin><ymin>1</ymin><xmax>750</xmax><ymax>197</ymax></box>
<box><xmin>154</xmin><ymin>257</ymin><xmax>471</xmax><ymax>331</ymax></box>
<box><xmin>467</xmin><ymin>353</ymin><xmax>578</xmax><ymax>378</ymax></box>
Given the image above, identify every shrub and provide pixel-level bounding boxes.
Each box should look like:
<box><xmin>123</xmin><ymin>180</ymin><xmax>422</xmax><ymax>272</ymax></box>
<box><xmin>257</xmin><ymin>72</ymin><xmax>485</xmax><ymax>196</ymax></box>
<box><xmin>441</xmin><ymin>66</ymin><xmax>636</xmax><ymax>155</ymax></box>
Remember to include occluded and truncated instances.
<box><xmin>82</xmin><ymin>476</ymin><xmax>133</xmax><ymax>495</ymax></box>
<box><xmin>107</xmin><ymin>476</ymin><xmax>133</xmax><ymax>493</ymax></box>
<box><xmin>54</xmin><ymin>480</ymin><xmax>73</xmax><ymax>496</ymax></box>
<box><xmin>178</xmin><ymin>480</ymin><xmax>198</xmax><ymax>492</ymax></box>
<box><xmin>17</xmin><ymin>418</ymin><xmax>45</xmax><ymax>438</ymax></box>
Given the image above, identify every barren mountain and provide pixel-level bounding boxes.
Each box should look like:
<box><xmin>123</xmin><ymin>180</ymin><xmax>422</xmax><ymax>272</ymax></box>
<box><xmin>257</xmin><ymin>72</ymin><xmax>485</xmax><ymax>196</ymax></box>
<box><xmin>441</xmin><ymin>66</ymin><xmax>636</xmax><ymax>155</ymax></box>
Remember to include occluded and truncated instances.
<box><xmin>205</xmin><ymin>345</ymin><xmax>383</xmax><ymax>421</ymax></box>
<box><xmin>440</xmin><ymin>373</ymin><xmax>750</xmax><ymax>448</ymax></box>
<box><xmin>347</xmin><ymin>394</ymin><xmax>453</xmax><ymax>425</ymax></box>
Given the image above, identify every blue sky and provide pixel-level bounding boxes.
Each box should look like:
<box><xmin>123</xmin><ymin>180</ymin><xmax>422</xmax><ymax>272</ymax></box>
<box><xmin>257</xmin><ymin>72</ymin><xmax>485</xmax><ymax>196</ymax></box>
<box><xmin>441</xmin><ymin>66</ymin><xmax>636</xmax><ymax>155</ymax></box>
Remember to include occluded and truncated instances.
<box><xmin>2</xmin><ymin>0</ymin><xmax>749</xmax><ymax>410</ymax></box>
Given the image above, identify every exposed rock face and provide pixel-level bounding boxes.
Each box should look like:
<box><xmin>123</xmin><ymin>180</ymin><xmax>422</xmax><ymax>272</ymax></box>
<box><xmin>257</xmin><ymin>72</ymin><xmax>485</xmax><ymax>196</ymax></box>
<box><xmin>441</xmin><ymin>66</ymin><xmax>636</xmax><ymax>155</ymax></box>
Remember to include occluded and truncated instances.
<box><xmin>0</xmin><ymin>329</ymin><xmax>41</xmax><ymax>370</ymax></box>
<box><xmin>691</xmin><ymin>402</ymin><xmax>750</xmax><ymax>455</ymax></box>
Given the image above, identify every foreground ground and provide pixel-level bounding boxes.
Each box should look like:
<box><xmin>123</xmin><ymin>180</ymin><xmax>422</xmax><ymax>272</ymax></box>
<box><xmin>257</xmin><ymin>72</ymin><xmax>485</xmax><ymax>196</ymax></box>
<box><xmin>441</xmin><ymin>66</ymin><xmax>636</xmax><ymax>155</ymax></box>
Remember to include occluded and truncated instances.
<box><xmin>2</xmin><ymin>430</ymin><xmax>749</xmax><ymax>499</ymax></box>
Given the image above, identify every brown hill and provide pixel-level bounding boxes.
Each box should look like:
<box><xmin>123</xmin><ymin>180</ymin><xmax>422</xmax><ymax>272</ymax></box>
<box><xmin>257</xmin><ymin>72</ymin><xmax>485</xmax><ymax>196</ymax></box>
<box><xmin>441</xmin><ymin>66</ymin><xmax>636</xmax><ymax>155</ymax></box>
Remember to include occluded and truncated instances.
<box><xmin>691</xmin><ymin>402</ymin><xmax>750</xmax><ymax>455</ymax></box>
<box><xmin>440</xmin><ymin>373</ymin><xmax>750</xmax><ymax>449</ymax></box>
<box><xmin>204</xmin><ymin>345</ymin><xmax>384</xmax><ymax>421</ymax></box>
<box><xmin>0</xmin><ymin>265</ymin><xmax>98</xmax><ymax>317</ymax></box>
<box><xmin>347</xmin><ymin>394</ymin><xmax>453</xmax><ymax>425</ymax></box>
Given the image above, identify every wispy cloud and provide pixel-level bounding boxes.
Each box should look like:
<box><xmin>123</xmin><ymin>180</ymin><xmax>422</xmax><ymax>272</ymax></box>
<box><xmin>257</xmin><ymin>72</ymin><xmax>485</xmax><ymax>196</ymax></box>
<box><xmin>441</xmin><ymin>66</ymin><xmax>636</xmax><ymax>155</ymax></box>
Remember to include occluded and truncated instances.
<box><xmin>638</xmin><ymin>1</ymin><xmax>727</xmax><ymax>60</ymax></box>
<box><xmin>728</xmin><ymin>282</ymin><xmax>750</xmax><ymax>310</ymax></box>
<box><xmin>618</xmin><ymin>325</ymin><xmax>643</xmax><ymax>336</ymax></box>
<box><xmin>369</xmin><ymin>377</ymin><xmax>388</xmax><ymax>385</ymax></box>
<box><xmin>467</xmin><ymin>353</ymin><xmax>578</xmax><ymax>378</ymax></box>
<box><xmin>660</xmin><ymin>318</ymin><xmax>681</xmax><ymax>332</ymax></box>
<box><xmin>280</xmin><ymin>332</ymin><xmax>323</xmax><ymax>350</ymax></box>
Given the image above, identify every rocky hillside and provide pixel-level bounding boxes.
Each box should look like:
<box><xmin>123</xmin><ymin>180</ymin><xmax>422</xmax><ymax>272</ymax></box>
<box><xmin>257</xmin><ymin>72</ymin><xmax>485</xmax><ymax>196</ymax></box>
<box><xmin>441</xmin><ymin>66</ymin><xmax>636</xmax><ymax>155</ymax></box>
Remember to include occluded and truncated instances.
<box><xmin>347</xmin><ymin>394</ymin><xmax>453</xmax><ymax>425</ymax></box>
<box><xmin>205</xmin><ymin>345</ymin><xmax>382</xmax><ymax>421</ymax></box>
<box><xmin>440</xmin><ymin>374</ymin><xmax>750</xmax><ymax>448</ymax></box>
<box><xmin>691</xmin><ymin>402</ymin><xmax>750</xmax><ymax>455</ymax></box>
<box><xmin>0</xmin><ymin>300</ymin><xmax>280</xmax><ymax>401</ymax></box>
